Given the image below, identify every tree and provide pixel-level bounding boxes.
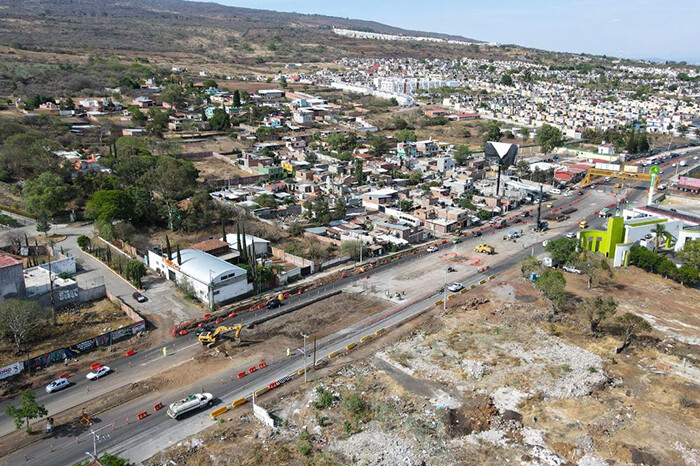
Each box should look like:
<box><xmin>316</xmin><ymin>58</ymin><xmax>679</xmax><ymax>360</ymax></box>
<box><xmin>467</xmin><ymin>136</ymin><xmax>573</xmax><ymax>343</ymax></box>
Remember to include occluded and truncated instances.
<box><xmin>395</xmin><ymin>129</ymin><xmax>417</xmax><ymax>142</ymax></box>
<box><xmin>453</xmin><ymin>145</ymin><xmax>471</xmax><ymax>166</ymax></box>
<box><xmin>545</xmin><ymin>237</ymin><xmax>578</xmax><ymax>265</ymax></box>
<box><xmin>146</xmin><ymin>109</ymin><xmax>170</xmax><ymax>137</ymax></box>
<box><xmin>85</xmin><ymin>190</ymin><xmax>130</xmax><ymax>223</ymax></box>
<box><xmin>652</xmin><ymin>223</ymin><xmax>667</xmax><ymax>251</ymax></box>
<box><xmin>35</xmin><ymin>214</ymin><xmax>51</xmax><ymax>237</ymax></box>
<box><xmin>4</xmin><ymin>391</ymin><xmax>47</xmax><ymax>432</ymax></box>
<box><xmin>408</xmin><ymin>170</ymin><xmax>422</xmax><ymax>185</ymax></box>
<box><xmin>176</xmin><ymin>244</ymin><xmax>182</xmax><ymax>266</ymax></box>
<box><xmin>202</xmin><ymin>79</ymin><xmax>218</xmax><ymax>89</ymax></box>
<box><xmin>334</xmin><ymin>197</ymin><xmax>347</xmax><ymax>220</ymax></box>
<box><xmin>23</xmin><ymin>172</ymin><xmax>73</xmax><ymax>217</ymax></box>
<box><xmin>0</xmin><ymin>299</ymin><xmax>44</xmax><ymax>352</ymax></box>
<box><xmin>678</xmin><ymin>125</ymin><xmax>688</xmax><ymax>138</ymax></box>
<box><xmin>580</xmin><ymin>296</ymin><xmax>617</xmax><ymax>335</ymax></box>
<box><xmin>500</xmin><ymin>74</ymin><xmax>514</xmax><ymax>86</ymax></box>
<box><xmin>515</xmin><ymin>160</ymin><xmax>531</xmax><ymax>178</ymax></box>
<box><xmin>577</xmin><ymin>255</ymin><xmax>613</xmax><ymax>289</ymax></box>
<box><xmin>536</xmin><ymin>123</ymin><xmax>564</xmax><ymax>155</ymax></box>
<box><xmin>483</xmin><ymin>121</ymin><xmax>502</xmax><ymax>143</ymax></box>
<box><xmin>254</xmin><ymin>194</ymin><xmax>277</xmax><ymax>209</ymax></box>
<box><xmin>341</xmin><ymin>240</ymin><xmax>362</xmax><ymax>261</ymax></box>
<box><xmin>125</xmin><ymin>260</ymin><xmax>146</xmax><ymax>288</ymax></box>
<box><xmin>615</xmin><ymin>313</ymin><xmax>652</xmax><ymax>353</ymax></box>
<box><xmin>628</xmin><ymin>246</ymin><xmax>663</xmax><ymax>272</ymax></box>
<box><xmin>354</xmin><ymin>159</ymin><xmax>366</xmax><ymax>185</ymax></box>
<box><xmin>142</xmin><ymin>156</ymin><xmax>199</xmax><ymax>201</ymax></box>
<box><xmin>535</xmin><ymin>269</ymin><xmax>566</xmax><ymax>308</ymax></box>
<box><xmin>477</xmin><ymin>209</ymin><xmax>491</xmax><ymax>220</ymax></box>
<box><xmin>165</xmin><ymin>234</ymin><xmax>172</xmax><ymax>261</ymax></box>
<box><xmin>128</xmin><ymin>107</ymin><xmax>147</xmax><ymax>125</ymax></box>
<box><xmin>520</xmin><ymin>256</ymin><xmax>540</xmax><ymax>277</ymax></box>
<box><xmin>519</xmin><ymin>127</ymin><xmax>531</xmax><ymax>140</ymax></box>
<box><xmin>208</xmin><ymin>108</ymin><xmax>230</xmax><ymax>131</ymax></box>
<box><xmin>304</xmin><ymin>152</ymin><xmax>318</xmax><ymax>165</ymax></box>
<box><xmin>233</xmin><ymin>90</ymin><xmax>242</xmax><ymax>107</ymax></box>
<box><xmin>77</xmin><ymin>235</ymin><xmax>91</xmax><ymax>250</ymax></box>
<box><xmin>678</xmin><ymin>240</ymin><xmax>700</xmax><ymax>269</ymax></box>
<box><xmin>392</xmin><ymin>117</ymin><xmax>408</xmax><ymax>130</ymax></box>
<box><xmin>676</xmin><ymin>265</ymin><xmax>700</xmax><ymax>286</ymax></box>
<box><xmin>397</xmin><ymin>199</ymin><xmax>414</xmax><ymax>212</ymax></box>
<box><xmin>160</xmin><ymin>85</ymin><xmax>186</xmax><ymax>109</ymax></box>
<box><xmin>370</xmin><ymin>136</ymin><xmax>389</xmax><ymax>157</ymax></box>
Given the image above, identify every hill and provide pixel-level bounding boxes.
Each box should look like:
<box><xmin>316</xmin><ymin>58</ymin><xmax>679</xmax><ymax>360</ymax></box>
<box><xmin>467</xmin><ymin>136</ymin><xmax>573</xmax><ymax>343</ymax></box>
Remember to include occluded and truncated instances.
<box><xmin>0</xmin><ymin>0</ymin><xmax>478</xmax><ymax>60</ymax></box>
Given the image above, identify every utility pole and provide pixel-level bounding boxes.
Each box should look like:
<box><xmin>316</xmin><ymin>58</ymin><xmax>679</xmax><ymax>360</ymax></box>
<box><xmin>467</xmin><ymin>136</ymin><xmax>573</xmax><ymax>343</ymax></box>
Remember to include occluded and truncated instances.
<box><xmin>48</xmin><ymin>245</ymin><xmax>56</xmax><ymax>326</ymax></box>
<box><xmin>443</xmin><ymin>267</ymin><xmax>448</xmax><ymax>312</ymax></box>
<box><xmin>313</xmin><ymin>336</ymin><xmax>317</xmax><ymax>370</ymax></box>
<box><xmin>535</xmin><ymin>184</ymin><xmax>543</xmax><ymax>231</ymax></box>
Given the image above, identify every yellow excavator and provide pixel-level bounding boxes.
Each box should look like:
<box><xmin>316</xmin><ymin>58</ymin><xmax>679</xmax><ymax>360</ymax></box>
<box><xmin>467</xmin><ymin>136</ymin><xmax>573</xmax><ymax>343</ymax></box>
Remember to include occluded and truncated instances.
<box><xmin>198</xmin><ymin>324</ymin><xmax>243</xmax><ymax>348</ymax></box>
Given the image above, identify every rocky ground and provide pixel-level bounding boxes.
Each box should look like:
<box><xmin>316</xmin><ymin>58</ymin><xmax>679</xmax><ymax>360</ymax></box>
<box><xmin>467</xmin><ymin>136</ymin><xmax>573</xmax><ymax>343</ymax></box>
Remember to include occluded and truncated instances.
<box><xmin>146</xmin><ymin>266</ymin><xmax>700</xmax><ymax>466</ymax></box>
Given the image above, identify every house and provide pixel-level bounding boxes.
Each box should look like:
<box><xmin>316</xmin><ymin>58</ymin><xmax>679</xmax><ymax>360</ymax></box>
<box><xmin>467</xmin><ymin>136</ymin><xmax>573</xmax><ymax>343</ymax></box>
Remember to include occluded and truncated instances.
<box><xmin>256</xmin><ymin>90</ymin><xmax>286</xmax><ymax>101</ymax></box>
<box><xmin>132</xmin><ymin>96</ymin><xmax>154</xmax><ymax>108</ymax></box>
<box><xmin>424</xmin><ymin>109</ymin><xmax>448</xmax><ymax>118</ymax></box>
<box><xmin>362</xmin><ymin>188</ymin><xmax>399</xmax><ymax>210</ymax></box>
<box><xmin>0</xmin><ymin>255</ymin><xmax>26</xmax><ymax>300</ymax></box>
<box><xmin>374</xmin><ymin>221</ymin><xmax>426</xmax><ymax>244</ymax></box>
<box><xmin>416</xmin><ymin>140</ymin><xmax>439</xmax><ymax>156</ymax></box>
<box><xmin>191</xmin><ymin>238</ymin><xmax>240</xmax><ymax>263</ymax></box>
<box><xmin>147</xmin><ymin>249</ymin><xmax>250</xmax><ymax>307</ymax></box>
<box><xmin>223</xmin><ymin>234</ymin><xmax>270</xmax><ymax>258</ymax></box>
<box><xmin>122</xmin><ymin>128</ymin><xmax>145</xmax><ymax>137</ymax></box>
<box><xmin>598</xmin><ymin>143</ymin><xmax>615</xmax><ymax>155</ymax></box>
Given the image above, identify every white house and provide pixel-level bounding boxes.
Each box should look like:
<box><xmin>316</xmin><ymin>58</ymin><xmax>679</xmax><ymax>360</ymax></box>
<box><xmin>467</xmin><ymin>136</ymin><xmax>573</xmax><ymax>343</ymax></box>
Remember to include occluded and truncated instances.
<box><xmin>147</xmin><ymin>249</ymin><xmax>251</xmax><ymax>307</ymax></box>
<box><xmin>223</xmin><ymin>234</ymin><xmax>270</xmax><ymax>258</ymax></box>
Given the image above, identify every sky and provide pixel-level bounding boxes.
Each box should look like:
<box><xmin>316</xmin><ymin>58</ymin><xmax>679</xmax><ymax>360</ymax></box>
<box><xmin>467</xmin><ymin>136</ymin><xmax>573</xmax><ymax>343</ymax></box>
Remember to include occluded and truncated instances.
<box><xmin>191</xmin><ymin>0</ymin><xmax>700</xmax><ymax>62</ymax></box>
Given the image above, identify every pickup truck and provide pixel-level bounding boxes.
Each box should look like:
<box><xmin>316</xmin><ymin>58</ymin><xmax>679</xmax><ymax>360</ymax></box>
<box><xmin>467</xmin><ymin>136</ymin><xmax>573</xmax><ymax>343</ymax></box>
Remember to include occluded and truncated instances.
<box><xmin>167</xmin><ymin>393</ymin><xmax>214</xmax><ymax>420</ymax></box>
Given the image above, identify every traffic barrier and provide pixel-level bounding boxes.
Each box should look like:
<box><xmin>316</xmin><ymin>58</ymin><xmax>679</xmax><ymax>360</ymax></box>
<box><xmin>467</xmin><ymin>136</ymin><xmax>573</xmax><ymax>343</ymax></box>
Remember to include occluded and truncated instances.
<box><xmin>258</xmin><ymin>361</ymin><xmax>267</xmax><ymax>369</ymax></box>
<box><xmin>268</xmin><ymin>381</ymin><xmax>278</xmax><ymax>389</ymax></box>
<box><xmin>328</xmin><ymin>350</ymin><xmax>340</xmax><ymax>359</ymax></box>
<box><xmin>470</xmin><ymin>284</ymin><xmax>476</xmax><ymax>289</ymax></box>
<box><xmin>60</xmin><ymin>372</ymin><xmax>70</xmax><ymax>379</ymax></box>
<box><xmin>237</xmin><ymin>371</ymin><xmax>246</xmax><ymax>379</ymax></box>
<box><xmin>248</xmin><ymin>366</ymin><xmax>257</xmax><ymax>374</ymax></box>
<box><xmin>210</xmin><ymin>406</ymin><xmax>229</xmax><ymax>419</ymax></box>
<box><xmin>255</xmin><ymin>387</ymin><xmax>268</xmax><ymax>397</ymax></box>
<box><xmin>215</xmin><ymin>317</ymin><xmax>223</xmax><ymax>324</ymax></box>
<box><xmin>90</xmin><ymin>362</ymin><xmax>101</xmax><ymax>371</ymax></box>
<box><xmin>489</xmin><ymin>275</ymin><xmax>496</xmax><ymax>280</ymax></box>
<box><xmin>137</xmin><ymin>411</ymin><xmax>148</xmax><ymax>421</ymax></box>
<box><xmin>360</xmin><ymin>335</ymin><xmax>371</xmax><ymax>343</ymax></box>
<box><xmin>231</xmin><ymin>398</ymin><xmax>246</xmax><ymax>408</ymax></box>
<box><xmin>203</xmin><ymin>313</ymin><xmax>212</xmax><ymax>319</ymax></box>
<box><xmin>460</xmin><ymin>288</ymin><xmax>467</xmax><ymax>294</ymax></box>
<box><xmin>447</xmin><ymin>294</ymin><xmax>455</xmax><ymax>300</ymax></box>
<box><xmin>179</xmin><ymin>330</ymin><xmax>188</xmax><ymax>336</ymax></box>
<box><xmin>345</xmin><ymin>342</ymin><xmax>357</xmax><ymax>351</ymax></box>
<box><xmin>479</xmin><ymin>279</ymin><xmax>486</xmax><ymax>285</ymax></box>
<box><xmin>153</xmin><ymin>402</ymin><xmax>163</xmax><ymax>412</ymax></box>
<box><xmin>375</xmin><ymin>328</ymin><xmax>385</xmax><ymax>336</ymax></box>
<box><xmin>435</xmin><ymin>300</ymin><xmax>444</xmax><ymax>306</ymax></box>
<box><xmin>297</xmin><ymin>368</ymin><xmax>305</xmax><ymax>375</ymax></box>
<box><xmin>125</xmin><ymin>349</ymin><xmax>135</xmax><ymax>357</ymax></box>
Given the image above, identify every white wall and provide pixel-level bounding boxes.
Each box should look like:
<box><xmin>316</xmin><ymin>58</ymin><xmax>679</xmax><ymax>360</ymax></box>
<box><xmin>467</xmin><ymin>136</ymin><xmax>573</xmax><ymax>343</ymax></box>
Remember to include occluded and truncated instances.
<box><xmin>624</xmin><ymin>219</ymin><xmax>683</xmax><ymax>245</ymax></box>
<box><xmin>675</xmin><ymin>230</ymin><xmax>700</xmax><ymax>252</ymax></box>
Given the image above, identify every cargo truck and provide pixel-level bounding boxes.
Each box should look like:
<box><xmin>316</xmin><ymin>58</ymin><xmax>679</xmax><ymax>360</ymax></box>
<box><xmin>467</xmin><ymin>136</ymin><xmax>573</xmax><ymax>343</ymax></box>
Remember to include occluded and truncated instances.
<box><xmin>167</xmin><ymin>393</ymin><xmax>214</xmax><ymax>420</ymax></box>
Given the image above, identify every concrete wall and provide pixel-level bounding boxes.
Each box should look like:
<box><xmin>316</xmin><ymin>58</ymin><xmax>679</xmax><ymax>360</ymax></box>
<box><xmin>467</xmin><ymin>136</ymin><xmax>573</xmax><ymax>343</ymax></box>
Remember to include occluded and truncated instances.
<box><xmin>0</xmin><ymin>262</ymin><xmax>25</xmax><ymax>299</ymax></box>
<box><xmin>38</xmin><ymin>256</ymin><xmax>76</xmax><ymax>275</ymax></box>
<box><xmin>675</xmin><ymin>229</ymin><xmax>700</xmax><ymax>252</ymax></box>
<box><xmin>271</xmin><ymin>247</ymin><xmax>315</xmax><ymax>273</ymax></box>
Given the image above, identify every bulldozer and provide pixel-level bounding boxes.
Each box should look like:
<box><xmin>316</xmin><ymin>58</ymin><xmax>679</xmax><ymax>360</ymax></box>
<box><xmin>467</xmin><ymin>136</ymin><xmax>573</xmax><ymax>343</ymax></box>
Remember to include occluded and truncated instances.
<box><xmin>198</xmin><ymin>324</ymin><xmax>243</xmax><ymax>348</ymax></box>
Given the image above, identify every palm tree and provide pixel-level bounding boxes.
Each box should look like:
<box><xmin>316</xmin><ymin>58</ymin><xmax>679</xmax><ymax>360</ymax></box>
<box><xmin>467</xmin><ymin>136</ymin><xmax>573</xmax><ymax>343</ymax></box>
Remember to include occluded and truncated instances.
<box><xmin>653</xmin><ymin>223</ymin><xmax>667</xmax><ymax>251</ymax></box>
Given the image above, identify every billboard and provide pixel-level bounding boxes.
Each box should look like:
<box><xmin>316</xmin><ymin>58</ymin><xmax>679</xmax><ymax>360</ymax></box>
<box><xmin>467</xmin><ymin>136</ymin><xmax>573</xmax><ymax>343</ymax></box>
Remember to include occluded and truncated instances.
<box><xmin>484</xmin><ymin>141</ymin><xmax>518</xmax><ymax>168</ymax></box>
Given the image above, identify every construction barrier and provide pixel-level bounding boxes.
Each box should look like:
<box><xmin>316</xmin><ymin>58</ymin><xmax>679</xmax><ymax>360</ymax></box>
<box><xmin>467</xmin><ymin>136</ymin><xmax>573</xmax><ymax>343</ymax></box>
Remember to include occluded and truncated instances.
<box><xmin>254</xmin><ymin>387</ymin><xmax>269</xmax><ymax>397</ymax></box>
<box><xmin>489</xmin><ymin>275</ymin><xmax>496</xmax><ymax>280</ymax></box>
<box><xmin>258</xmin><ymin>361</ymin><xmax>267</xmax><ymax>369</ymax></box>
<box><xmin>137</xmin><ymin>411</ymin><xmax>148</xmax><ymax>421</ymax></box>
<box><xmin>345</xmin><ymin>342</ymin><xmax>357</xmax><ymax>351</ymax></box>
<box><xmin>447</xmin><ymin>294</ymin><xmax>455</xmax><ymax>300</ymax></box>
<box><xmin>435</xmin><ymin>300</ymin><xmax>444</xmax><ymax>306</ymax></box>
<box><xmin>479</xmin><ymin>279</ymin><xmax>486</xmax><ymax>285</ymax></box>
<box><xmin>360</xmin><ymin>335</ymin><xmax>371</xmax><ymax>343</ymax></box>
<box><xmin>231</xmin><ymin>398</ymin><xmax>246</xmax><ymax>408</ymax></box>
<box><xmin>203</xmin><ymin>313</ymin><xmax>212</xmax><ymax>319</ymax></box>
<box><xmin>248</xmin><ymin>366</ymin><xmax>257</xmax><ymax>374</ymax></box>
<box><xmin>59</xmin><ymin>372</ymin><xmax>70</xmax><ymax>379</ymax></box>
<box><xmin>153</xmin><ymin>402</ymin><xmax>163</xmax><ymax>412</ymax></box>
<box><xmin>470</xmin><ymin>284</ymin><xmax>476</xmax><ymax>289</ymax></box>
<box><xmin>90</xmin><ymin>362</ymin><xmax>101</xmax><ymax>371</ymax></box>
<box><xmin>268</xmin><ymin>381</ymin><xmax>278</xmax><ymax>389</ymax></box>
<box><xmin>237</xmin><ymin>371</ymin><xmax>247</xmax><ymax>379</ymax></box>
<box><xmin>375</xmin><ymin>328</ymin><xmax>385</xmax><ymax>336</ymax></box>
<box><xmin>328</xmin><ymin>350</ymin><xmax>340</xmax><ymax>359</ymax></box>
<box><xmin>210</xmin><ymin>406</ymin><xmax>229</xmax><ymax>419</ymax></box>
<box><xmin>460</xmin><ymin>288</ymin><xmax>467</xmax><ymax>294</ymax></box>
<box><xmin>125</xmin><ymin>349</ymin><xmax>135</xmax><ymax>357</ymax></box>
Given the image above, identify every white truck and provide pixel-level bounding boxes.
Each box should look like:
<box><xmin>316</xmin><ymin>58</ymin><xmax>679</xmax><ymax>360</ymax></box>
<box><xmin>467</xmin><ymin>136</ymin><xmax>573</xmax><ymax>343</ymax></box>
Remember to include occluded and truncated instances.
<box><xmin>167</xmin><ymin>393</ymin><xmax>214</xmax><ymax>420</ymax></box>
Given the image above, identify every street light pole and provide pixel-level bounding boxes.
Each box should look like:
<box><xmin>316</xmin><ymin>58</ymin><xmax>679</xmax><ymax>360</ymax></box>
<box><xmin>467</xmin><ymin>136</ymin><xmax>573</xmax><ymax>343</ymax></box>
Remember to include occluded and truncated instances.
<box><xmin>443</xmin><ymin>267</ymin><xmax>448</xmax><ymax>312</ymax></box>
<box><xmin>300</xmin><ymin>332</ymin><xmax>309</xmax><ymax>382</ymax></box>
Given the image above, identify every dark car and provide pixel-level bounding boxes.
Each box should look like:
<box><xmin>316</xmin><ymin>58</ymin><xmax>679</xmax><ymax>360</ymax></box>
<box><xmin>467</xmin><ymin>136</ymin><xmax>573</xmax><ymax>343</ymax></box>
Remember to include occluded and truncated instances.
<box><xmin>132</xmin><ymin>291</ymin><xmax>147</xmax><ymax>303</ymax></box>
<box><xmin>194</xmin><ymin>325</ymin><xmax>215</xmax><ymax>336</ymax></box>
<box><xmin>472</xmin><ymin>231</ymin><xmax>482</xmax><ymax>238</ymax></box>
<box><xmin>520</xmin><ymin>211</ymin><xmax>530</xmax><ymax>218</ymax></box>
<box><xmin>267</xmin><ymin>298</ymin><xmax>282</xmax><ymax>309</ymax></box>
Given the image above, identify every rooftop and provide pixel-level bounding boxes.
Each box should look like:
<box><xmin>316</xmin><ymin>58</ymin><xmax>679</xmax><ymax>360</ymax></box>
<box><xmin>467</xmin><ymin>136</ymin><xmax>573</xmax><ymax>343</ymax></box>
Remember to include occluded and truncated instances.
<box><xmin>176</xmin><ymin>249</ymin><xmax>246</xmax><ymax>284</ymax></box>
<box><xmin>0</xmin><ymin>255</ymin><xmax>21</xmax><ymax>269</ymax></box>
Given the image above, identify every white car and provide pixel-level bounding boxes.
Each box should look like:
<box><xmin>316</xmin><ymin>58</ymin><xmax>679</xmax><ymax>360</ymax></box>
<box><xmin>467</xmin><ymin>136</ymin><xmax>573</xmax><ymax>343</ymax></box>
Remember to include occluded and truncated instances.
<box><xmin>562</xmin><ymin>265</ymin><xmax>582</xmax><ymax>274</ymax></box>
<box><xmin>542</xmin><ymin>240</ymin><xmax>549</xmax><ymax>247</ymax></box>
<box><xmin>448</xmin><ymin>283</ymin><xmax>464</xmax><ymax>292</ymax></box>
<box><xmin>46</xmin><ymin>378</ymin><xmax>69</xmax><ymax>394</ymax></box>
<box><xmin>566</xmin><ymin>232</ymin><xmax>577</xmax><ymax>239</ymax></box>
<box><xmin>426</xmin><ymin>246</ymin><xmax>438</xmax><ymax>253</ymax></box>
<box><xmin>86</xmin><ymin>366</ymin><xmax>111</xmax><ymax>380</ymax></box>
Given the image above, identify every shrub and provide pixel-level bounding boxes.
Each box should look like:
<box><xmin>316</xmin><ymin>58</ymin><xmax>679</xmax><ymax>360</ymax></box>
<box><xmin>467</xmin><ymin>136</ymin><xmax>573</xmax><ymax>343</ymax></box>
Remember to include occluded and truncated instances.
<box><xmin>297</xmin><ymin>429</ymin><xmax>312</xmax><ymax>456</ymax></box>
<box><xmin>315</xmin><ymin>386</ymin><xmax>334</xmax><ymax>410</ymax></box>
<box><xmin>345</xmin><ymin>395</ymin><xmax>367</xmax><ymax>418</ymax></box>
<box><xmin>76</xmin><ymin>235</ymin><xmax>91</xmax><ymax>250</ymax></box>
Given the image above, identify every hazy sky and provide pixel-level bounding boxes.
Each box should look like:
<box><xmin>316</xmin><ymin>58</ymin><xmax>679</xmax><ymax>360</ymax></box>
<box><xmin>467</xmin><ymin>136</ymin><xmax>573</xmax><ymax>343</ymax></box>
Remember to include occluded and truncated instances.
<box><xmin>193</xmin><ymin>0</ymin><xmax>699</xmax><ymax>62</ymax></box>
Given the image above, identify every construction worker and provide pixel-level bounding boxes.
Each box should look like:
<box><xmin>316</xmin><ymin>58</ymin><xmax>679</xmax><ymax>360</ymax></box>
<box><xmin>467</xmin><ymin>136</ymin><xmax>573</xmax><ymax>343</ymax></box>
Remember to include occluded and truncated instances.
<box><xmin>162</xmin><ymin>346</ymin><xmax>167</xmax><ymax>358</ymax></box>
<box><xmin>286</xmin><ymin>348</ymin><xmax>291</xmax><ymax>357</ymax></box>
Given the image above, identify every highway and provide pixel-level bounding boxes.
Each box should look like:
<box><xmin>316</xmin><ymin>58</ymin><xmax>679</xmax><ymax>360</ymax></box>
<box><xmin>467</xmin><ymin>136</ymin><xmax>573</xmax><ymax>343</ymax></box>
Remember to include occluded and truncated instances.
<box><xmin>3</xmin><ymin>147</ymin><xmax>698</xmax><ymax>466</ymax></box>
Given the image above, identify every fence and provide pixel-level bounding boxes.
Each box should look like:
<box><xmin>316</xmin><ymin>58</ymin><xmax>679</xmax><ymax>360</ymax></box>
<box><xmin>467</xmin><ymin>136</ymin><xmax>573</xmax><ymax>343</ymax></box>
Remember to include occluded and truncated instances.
<box><xmin>271</xmin><ymin>247</ymin><xmax>315</xmax><ymax>273</ymax></box>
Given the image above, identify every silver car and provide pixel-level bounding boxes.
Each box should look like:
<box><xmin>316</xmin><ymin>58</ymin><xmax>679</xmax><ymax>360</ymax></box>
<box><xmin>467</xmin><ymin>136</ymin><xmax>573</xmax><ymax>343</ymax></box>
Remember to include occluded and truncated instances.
<box><xmin>46</xmin><ymin>378</ymin><xmax>69</xmax><ymax>393</ymax></box>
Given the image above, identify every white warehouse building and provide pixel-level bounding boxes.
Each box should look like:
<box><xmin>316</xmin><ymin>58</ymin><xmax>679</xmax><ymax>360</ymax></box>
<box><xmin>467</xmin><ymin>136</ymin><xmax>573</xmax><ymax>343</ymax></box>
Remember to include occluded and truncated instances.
<box><xmin>148</xmin><ymin>249</ymin><xmax>251</xmax><ymax>307</ymax></box>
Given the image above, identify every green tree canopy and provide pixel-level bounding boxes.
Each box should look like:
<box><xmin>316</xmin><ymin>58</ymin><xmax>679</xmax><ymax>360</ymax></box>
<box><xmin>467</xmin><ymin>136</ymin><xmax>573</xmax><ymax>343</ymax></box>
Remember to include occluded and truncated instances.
<box><xmin>483</xmin><ymin>121</ymin><xmax>502</xmax><ymax>143</ymax></box>
<box><xmin>23</xmin><ymin>172</ymin><xmax>73</xmax><ymax>217</ymax></box>
<box><xmin>544</xmin><ymin>237</ymin><xmax>578</xmax><ymax>265</ymax></box>
<box><xmin>678</xmin><ymin>239</ymin><xmax>700</xmax><ymax>269</ymax></box>
<box><xmin>395</xmin><ymin>129</ymin><xmax>417</xmax><ymax>142</ymax></box>
<box><xmin>208</xmin><ymin>108</ymin><xmax>230</xmax><ymax>131</ymax></box>
<box><xmin>454</xmin><ymin>145</ymin><xmax>471</xmax><ymax>166</ymax></box>
<box><xmin>536</xmin><ymin>123</ymin><xmax>564</xmax><ymax>154</ymax></box>
<box><xmin>5</xmin><ymin>391</ymin><xmax>47</xmax><ymax>432</ymax></box>
<box><xmin>85</xmin><ymin>190</ymin><xmax>131</xmax><ymax>222</ymax></box>
<box><xmin>535</xmin><ymin>269</ymin><xmax>566</xmax><ymax>308</ymax></box>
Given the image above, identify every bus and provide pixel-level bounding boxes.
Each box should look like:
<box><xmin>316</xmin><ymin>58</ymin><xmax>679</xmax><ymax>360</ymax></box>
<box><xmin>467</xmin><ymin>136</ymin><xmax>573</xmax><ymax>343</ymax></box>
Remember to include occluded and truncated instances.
<box><xmin>599</xmin><ymin>208</ymin><xmax>610</xmax><ymax>218</ymax></box>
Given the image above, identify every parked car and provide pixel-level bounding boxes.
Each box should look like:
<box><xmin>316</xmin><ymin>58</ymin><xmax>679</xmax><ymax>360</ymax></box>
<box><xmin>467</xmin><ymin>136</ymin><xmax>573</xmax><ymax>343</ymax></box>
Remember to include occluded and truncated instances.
<box><xmin>426</xmin><ymin>246</ymin><xmax>438</xmax><ymax>253</ymax></box>
<box><xmin>448</xmin><ymin>283</ymin><xmax>464</xmax><ymax>292</ymax></box>
<box><xmin>86</xmin><ymin>366</ymin><xmax>111</xmax><ymax>381</ymax></box>
<box><xmin>472</xmin><ymin>231</ymin><xmax>483</xmax><ymax>238</ymax></box>
<box><xmin>520</xmin><ymin>211</ymin><xmax>530</xmax><ymax>218</ymax></box>
<box><xmin>566</xmin><ymin>232</ymin><xmax>577</xmax><ymax>239</ymax></box>
<box><xmin>194</xmin><ymin>325</ymin><xmax>215</xmax><ymax>336</ymax></box>
<box><xmin>562</xmin><ymin>265</ymin><xmax>582</xmax><ymax>274</ymax></box>
<box><xmin>579</xmin><ymin>220</ymin><xmax>589</xmax><ymax>229</ymax></box>
<box><xmin>132</xmin><ymin>291</ymin><xmax>147</xmax><ymax>303</ymax></box>
<box><xmin>542</xmin><ymin>240</ymin><xmax>549</xmax><ymax>247</ymax></box>
<box><xmin>46</xmin><ymin>378</ymin><xmax>69</xmax><ymax>394</ymax></box>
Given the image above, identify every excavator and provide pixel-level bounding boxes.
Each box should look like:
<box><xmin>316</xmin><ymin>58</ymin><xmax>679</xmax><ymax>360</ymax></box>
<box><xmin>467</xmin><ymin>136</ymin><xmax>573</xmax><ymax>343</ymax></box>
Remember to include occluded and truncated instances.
<box><xmin>198</xmin><ymin>324</ymin><xmax>243</xmax><ymax>348</ymax></box>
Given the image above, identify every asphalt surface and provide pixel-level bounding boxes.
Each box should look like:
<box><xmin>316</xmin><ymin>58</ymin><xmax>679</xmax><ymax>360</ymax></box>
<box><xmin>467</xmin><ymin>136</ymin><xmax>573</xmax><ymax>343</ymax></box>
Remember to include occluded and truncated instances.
<box><xmin>3</xmin><ymin>148</ymin><xmax>698</xmax><ymax>466</ymax></box>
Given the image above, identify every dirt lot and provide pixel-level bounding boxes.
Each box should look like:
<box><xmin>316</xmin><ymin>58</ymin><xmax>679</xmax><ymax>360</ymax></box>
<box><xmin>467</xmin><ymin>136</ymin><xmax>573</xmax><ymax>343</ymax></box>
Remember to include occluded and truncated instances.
<box><xmin>219</xmin><ymin>292</ymin><xmax>389</xmax><ymax>357</ymax></box>
<box><xmin>192</xmin><ymin>156</ymin><xmax>252</xmax><ymax>181</ymax></box>
<box><xmin>146</xmin><ymin>264</ymin><xmax>700</xmax><ymax>466</ymax></box>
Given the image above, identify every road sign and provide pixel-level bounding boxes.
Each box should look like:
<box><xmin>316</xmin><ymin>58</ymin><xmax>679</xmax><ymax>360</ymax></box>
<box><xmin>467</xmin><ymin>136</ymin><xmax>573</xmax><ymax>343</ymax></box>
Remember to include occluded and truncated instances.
<box><xmin>650</xmin><ymin>165</ymin><xmax>659</xmax><ymax>174</ymax></box>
